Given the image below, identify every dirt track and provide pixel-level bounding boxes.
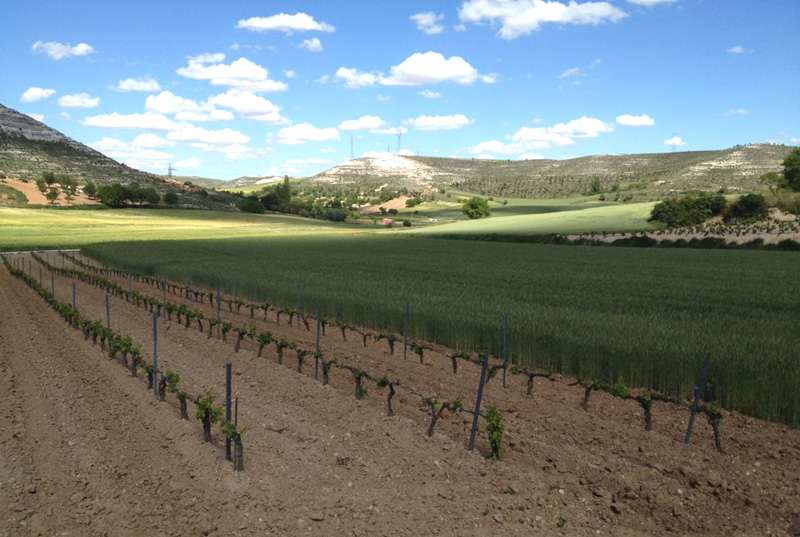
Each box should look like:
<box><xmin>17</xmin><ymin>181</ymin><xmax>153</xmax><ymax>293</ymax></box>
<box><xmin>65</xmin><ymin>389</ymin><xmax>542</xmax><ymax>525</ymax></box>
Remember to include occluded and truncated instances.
<box><xmin>2</xmin><ymin>253</ymin><xmax>799</xmax><ymax>536</ymax></box>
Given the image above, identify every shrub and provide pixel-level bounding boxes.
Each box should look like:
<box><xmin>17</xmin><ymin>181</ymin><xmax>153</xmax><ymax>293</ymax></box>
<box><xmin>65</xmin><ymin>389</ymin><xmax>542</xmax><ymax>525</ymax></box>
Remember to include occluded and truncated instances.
<box><xmin>163</xmin><ymin>192</ymin><xmax>179</xmax><ymax>206</ymax></box>
<box><xmin>239</xmin><ymin>196</ymin><xmax>264</xmax><ymax>214</ymax></box>
<box><xmin>83</xmin><ymin>181</ymin><xmax>97</xmax><ymax>198</ymax></box>
<box><xmin>649</xmin><ymin>191</ymin><xmax>727</xmax><ymax>227</ymax></box>
<box><xmin>462</xmin><ymin>197</ymin><xmax>491</xmax><ymax>219</ymax></box>
<box><xmin>725</xmin><ymin>193</ymin><xmax>768</xmax><ymax>222</ymax></box>
<box><xmin>784</xmin><ymin>148</ymin><xmax>800</xmax><ymax>191</ymax></box>
<box><xmin>402</xmin><ymin>220</ymin><xmax>412</xmax><ymax>227</ymax></box>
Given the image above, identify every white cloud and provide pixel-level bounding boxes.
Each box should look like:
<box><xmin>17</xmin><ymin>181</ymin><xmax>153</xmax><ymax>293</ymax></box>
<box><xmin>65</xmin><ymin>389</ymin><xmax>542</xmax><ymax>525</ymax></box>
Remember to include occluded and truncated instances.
<box><xmin>277</xmin><ymin>123</ymin><xmax>340</xmax><ymax>144</ymax></box>
<box><xmin>83</xmin><ymin>112</ymin><xmax>179</xmax><ymax>131</ymax></box>
<box><xmin>725</xmin><ymin>108</ymin><xmax>749</xmax><ymax>116</ymax></box>
<box><xmin>115</xmin><ymin>77</ymin><xmax>161</xmax><ymax>92</ymax></box>
<box><xmin>384</xmin><ymin>51</ymin><xmax>485</xmax><ymax>86</ymax></box>
<box><xmin>28</xmin><ymin>113</ymin><xmax>45</xmax><ymax>122</ymax></box>
<box><xmin>469</xmin><ymin>115</ymin><xmax>614</xmax><ymax>155</ymax></box>
<box><xmin>664</xmin><ymin>135</ymin><xmax>686</xmax><ymax>147</ymax></box>
<box><xmin>335</xmin><ymin>51</ymin><xmax>491</xmax><ymax>88</ymax></box>
<box><xmin>458</xmin><ymin>0</ymin><xmax>628</xmax><ymax>39</ymax></box>
<box><xmin>176</xmin><ymin>54</ymin><xmax>288</xmax><ymax>93</ymax></box>
<box><xmin>476</xmin><ymin>153</ymin><xmax>495</xmax><ymax>159</ymax></box>
<box><xmin>335</xmin><ymin>67</ymin><xmax>381</xmax><ymax>89</ymax></box>
<box><xmin>419</xmin><ymin>89</ymin><xmax>441</xmax><ymax>99</ymax></box>
<box><xmin>132</xmin><ymin>133</ymin><xmax>174</xmax><ymax>148</ymax></box>
<box><xmin>57</xmin><ymin>93</ymin><xmax>100</xmax><ymax>108</ymax></box>
<box><xmin>615</xmin><ymin>114</ymin><xmax>655</xmax><ymax>126</ymax></box>
<box><xmin>207</xmin><ymin>89</ymin><xmax>287</xmax><ymax>123</ymax></box>
<box><xmin>21</xmin><ymin>87</ymin><xmax>56</xmax><ymax>102</ymax></box>
<box><xmin>284</xmin><ymin>69</ymin><xmax>296</xmax><ymax>79</ymax></box>
<box><xmin>167</xmin><ymin>124</ymin><xmax>251</xmax><ymax>146</ymax></box>
<box><xmin>404</xmin><ymin>114</ymin><xmax>474</xmax><ymax>131</ymax></box>
<box><xmin>627</xmin><ymin>0</ymin><xmax>676</xmax><ymax>5</ymax></box>
<box><xmin>320</xmin><ymin>147</ymin><xmax>337</xmax><ymax>154</ymax></box>
<box><xmin>377</xmin><ymin>94</ymin><xmax>392</xmax><ymax>102</ymax></box>
<box><xmin>89</xmin><ymin>137</ymin><xmax>129</xmax><ymax>152</ymax></box>
<box><xmin>175</xmin><ymin>157</ymin><xmax>202</xmax><ymax>168</ymax></box>
<box><xmin>299</xmin><ymin>38</ymin><xmax>323</xmax><ymax>52</ymax></box>
<box><xmin>519</xmin><ymin>152</ymin><xmax>544</xmax><ymax>159</ymax></box>
<box><xmin>727</xmin><ymin>45</ymin><xmax>745</xmax><ymax>54</ymax></box>
<box><xmin>589</xmin><ymin>58</ymin><xmax>603</xmax><ymax>69</ymax></box>
<box><xmin>236</xmin><ymin>13</ymin><xmax>335</xmax><ymax>34</ymax></box>
<box><xmin>31</xmin><ymin>40</ymin><xmax>95</xmax><ymax>60</ymax></box>
<box><xmin>338</xmin><ymin>115</ymin><xmax>385</xmax><ymax>131</ymax></box>
<box><xmin>557</xmin><ymin>67</ymin><xmax>586</xmax><ymax>79</ymax></box>
<box><xmin>60</xmin><ymin>112</ymin><xmax>71</xmax><ymax>120</ymax></box>
<box><xmin>411</xmin><ymin>12</ymin><xmax>445</xmax><ymax>35</ymax></box>
<box><xmin>145</xmin><ymin>91</ymin><xmax>234</xmax><ymax>122</ymax></box>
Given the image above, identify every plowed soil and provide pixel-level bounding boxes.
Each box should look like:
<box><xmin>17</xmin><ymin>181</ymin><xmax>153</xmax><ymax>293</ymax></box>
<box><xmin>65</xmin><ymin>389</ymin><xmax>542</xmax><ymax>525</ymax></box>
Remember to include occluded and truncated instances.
<box><xmin>2</xmin><ymin>252</ymin><xmax>799</xmax><ymax>537</ymax></box>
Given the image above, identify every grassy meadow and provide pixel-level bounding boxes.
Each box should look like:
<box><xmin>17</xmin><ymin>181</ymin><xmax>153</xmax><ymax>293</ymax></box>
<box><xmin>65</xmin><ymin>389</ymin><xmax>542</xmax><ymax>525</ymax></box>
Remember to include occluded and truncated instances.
<box><xmin>84</xmin><ymin>234</ymin><xmax>800</xmax><ymax>426</ymax></box>
<box><xmin>0</xmin><ymin>207</ymin><xmax>356</xmax><ymax>249</ymax></box>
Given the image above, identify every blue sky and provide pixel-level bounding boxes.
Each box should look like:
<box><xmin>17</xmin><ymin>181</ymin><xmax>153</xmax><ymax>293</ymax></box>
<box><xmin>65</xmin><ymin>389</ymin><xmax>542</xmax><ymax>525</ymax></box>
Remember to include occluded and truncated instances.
<box><xmin>3</xmin><ymin>0</ymin><xmax>798</xmax><ymax>180</ymax></box>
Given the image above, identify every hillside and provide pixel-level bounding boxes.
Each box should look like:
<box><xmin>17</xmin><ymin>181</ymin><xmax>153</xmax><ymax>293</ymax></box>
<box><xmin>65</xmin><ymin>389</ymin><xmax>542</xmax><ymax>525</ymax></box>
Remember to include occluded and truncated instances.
<box><xmin>0</xmin><ymin>104</ymin><xmax>237</xmax><ymax>209</ymax></box>
<box><xmin>314</xmin><ymin>145</ymin><xmax>794</xmax><ymax>199</ymax></box>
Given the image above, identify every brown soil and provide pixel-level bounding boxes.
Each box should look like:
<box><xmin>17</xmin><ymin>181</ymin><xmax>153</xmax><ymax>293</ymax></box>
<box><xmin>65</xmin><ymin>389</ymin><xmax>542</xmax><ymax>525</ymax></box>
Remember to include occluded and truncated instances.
<box><xmin>0</xmin><ymin>178</ymin><xmax>99</xmax><ymax>206</ymax></box>
<box><xmin>2</xmin><ymin>252</ymin><xmax>800</xmax><ymax>536</ymax></box>
<box><xmin>360</xmin><ymin>196</ymin><xmax>411</xmax><ymax>215</ymax></box>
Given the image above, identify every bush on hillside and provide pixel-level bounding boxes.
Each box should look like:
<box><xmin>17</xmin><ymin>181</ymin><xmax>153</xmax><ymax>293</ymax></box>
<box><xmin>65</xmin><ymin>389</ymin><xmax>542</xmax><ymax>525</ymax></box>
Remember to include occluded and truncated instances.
<box><xmin>649</xmin><ymin>191</ymin><xmax>727</xmax><ymax>227</ymax></box>
<box><xmin>462</xmin><ymin>197</ymin><xmax>491</xmax><ymax>219</ymax></box>
<box><xmin>724</xmin><ymin>193</ymin><xmax>768</xmax><ymax>222</ymax></box>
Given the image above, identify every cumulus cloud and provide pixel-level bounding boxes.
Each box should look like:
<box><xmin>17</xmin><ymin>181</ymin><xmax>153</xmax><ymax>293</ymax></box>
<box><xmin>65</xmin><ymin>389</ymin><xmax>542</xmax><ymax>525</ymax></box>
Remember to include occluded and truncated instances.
<box><xmin>371</xmin><ymin>126</ymin><xmax>408</xmax><ymax>135</ymax></box>
<box><xmin>145</xmin><ymin>91</ymin><xmax>234</xmax><ymax>122</ymax></box>
<box><xmin>83</xmin><ymin>112</ymin><xmax>179</xmax><ymax>131</ymax></box>
<box><xmin>725</xmin><ymin>108</ymin><xmax>749</xmax><ymax>116</ymax></box>
<box><xmin>726</xmin><ymin>45</ymin><xmax>745</xmax><ymax>54</ymax></box>
<box><xmin>28</xmin><ymin>113</ymin><xmax>45</xmax><ymax>122</ymax></box>
<box><xmin>519</xmin><ymin>152</ymin><xmax>544</xmax><ymax>160</ymax></box>
<box><xmin>338</xmin><ymin>115</ymin><xmax>385</xmax><ymax>131</ymax></box>
<box><xmin>175</xmin><ymin>157</ymin><xmax>202</xmax><ymax>168</ymax></box>
<box><xmin>167</xmin><ymin>124</ymin><xmax>251</xmax><ymax>147</ymax></box>
<box><xmin>299</xmin><ymin>37</ymin><xmax>323</xmax><ymax>52</ymax></box>
<box><xmin>336</xmin><ymin>51</ymin><xmax>492</xmax><ymax>88</ymax></box>
<box><xmin>664</xmin><ymin>135</ymin><xmax>686</xmax><ymax>147</ymax></box>
<box><xmin>21</xmin><ymin>87</ymin><xmax>56</xmax><ymax>103</ymax></box>
<box><xmin>284</xmin><ymin>69</ymin><xmax>296</xmax><ymax>78</ymax></box>
<box><xmin>419</xmin><ymin>89</ymin><xmax>441</xmax><ymax>99</ymax></box>
<box><xmin>31</xmin><ymin>40</ymin><xmax>95</xmax><ymax>60</ymax></box>
<box><xmin>176</xmin><ymin>53</ymin><xmax>288</xmax><ymax>93</ymax></box>
<box><xmin>411</xmin><ymin>12</ymin><xmax>445</xmax><ymax>35</ymax></box>
<box><xmin>277</xmin><ymin>123</ymin><xmax>340</xmax><ymax>144</ymax></box>
<box><xmin>458</xmin><ymin>0</ymin><xmax>628</xmax><ymax>39</ymax></box>
<box><xmin>236</xmin><ymin>13</ymin><xmax>335</xmax><ymax>34</ymax></box>
<box><xmin>404</xmin><ymin>114</ymin><xmax>474</xmax><ymax>131</ymax></box>
<box><xmin>115</xmin><ymin>77</ymin><xmax>161</xmax><ymax>92</ymax></box>
<box><xmin>557</xmin><ymin>67</ymin><xmax>586</xmax><ymax>79</ymax></box>
<box><xmin>132</xmin><ymin>133</ymin><xmax>175</xmax><ymax>148</ymax></box>
<box><xmin>58</xmin><ymin>93</ymin><xmax>100</xmax><ymax>108</ymax></box>
<box><xmin>88</xmin><ymin>137</ymin><xmax>175</xmax><ymax>172</ymax></box>
<box><xmin>469</xmin><ymin>116</ymin><xmax>614</xmax><ymax>155</ymax></box>
<box><xmin>384</xmin><ymin>51</ymin><xmax>486</xmax><ymax>85</ymax></box>
<box><xmin>207</xmin><ymin>89</ymin><xmax>287</xmax><ymax>123</ymax></box>
<box><xmin>615</xmin><ymin>114</ymin><xmax>655</xmax><ymax>126</ymax></box>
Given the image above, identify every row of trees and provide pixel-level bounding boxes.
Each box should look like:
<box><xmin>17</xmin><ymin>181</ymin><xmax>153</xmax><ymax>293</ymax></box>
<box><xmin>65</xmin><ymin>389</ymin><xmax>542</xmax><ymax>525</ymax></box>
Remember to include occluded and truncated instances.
<box><xmin>650</xmin><ymin>192</ymin><xmax>768</xmax><ymax>227</ymax></box>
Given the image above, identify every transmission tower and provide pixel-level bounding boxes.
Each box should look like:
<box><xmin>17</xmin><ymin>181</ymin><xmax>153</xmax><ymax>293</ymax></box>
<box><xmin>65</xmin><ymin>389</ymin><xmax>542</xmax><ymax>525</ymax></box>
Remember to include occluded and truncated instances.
<box><xmin>396</xmin><ymin>129</ymin><xmax>402</xmax><ymax>154</ymax></box>
<box><xmin>349</xmin><ymin>136</ymin><xmax>355</xmax><ymax>160</ymax></box>
<box><xmin>167</xmin><ymin>162</ymin><xmax>178</xmax><ymax>178</ymax></box>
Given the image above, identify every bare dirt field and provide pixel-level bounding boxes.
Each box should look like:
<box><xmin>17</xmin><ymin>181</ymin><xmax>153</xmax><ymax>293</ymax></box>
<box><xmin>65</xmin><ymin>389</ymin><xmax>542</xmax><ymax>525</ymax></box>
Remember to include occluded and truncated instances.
<box><xmin>2</xmin><ymin>252</ymin><xmax>799</xmax><ymax>536</ymax></box>
<box><xmin>0</xmin><ymin>178</ymin><xmax>99</xmax><ymax>206</ymax></box>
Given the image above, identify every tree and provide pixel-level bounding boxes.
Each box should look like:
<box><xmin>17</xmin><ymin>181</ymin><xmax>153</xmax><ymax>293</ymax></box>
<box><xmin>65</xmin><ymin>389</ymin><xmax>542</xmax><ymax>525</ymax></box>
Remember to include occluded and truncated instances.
<box><xmin>35</xmin><ymin>177</ymin><xmax>48</xmax><ymax>195</ymax></box>
<box><xmin>462</xmin><ymin>197</ymin><xmax>491</xmax><ymax>219</ymax></box>
<box><xmin>759</xmin><ymin>171</ymin><xmax>788</xmax><ymax>200</ymax></box>
<box><xmin>784</xmin><ymin>148</ymin><xmax>800</xmax><ymax>191</ymax></box>
<box><xmin>83</xmin><ymin>181</ymin><xmax>97</xmax><ymax>198</ymax></box>
<box><xmin>163</xmin><ymin>192</ymin><xmax>179</xmax><ymax>206</ymax></box>
<box><xmin>46</xmin><ymin>187</ymin><xmax>60</xmax><ymax>205</ymax></box>
<box><xmin>61</xmin><ymin>176</ymin><xmax>78</xmax><ymax>202</ymax></box>
<box><xmin>725</xmin><ymin>193</ymin><xmax>768</xmax><ymax>222</ymax></box>
<box><xmin>42</xmin><ymin>171</ymin><xmax>56</xmax><ymax>186</ymax></box>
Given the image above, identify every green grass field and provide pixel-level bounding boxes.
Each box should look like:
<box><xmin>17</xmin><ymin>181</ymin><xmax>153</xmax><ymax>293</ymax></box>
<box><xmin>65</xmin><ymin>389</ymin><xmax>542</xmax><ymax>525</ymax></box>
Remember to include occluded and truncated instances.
<box><xmin>410</xmin><ymin>201</ymin><xmax>659</xmax><ymax>236</ymax></box>
<box><xmin>0</xmin><ymin>207</ymin><xmax>355</xmax><ymax>249</ymax></box>
<box><xmin>84</xmin><ymin>234</ymin><xmax>800</xmax><ymax>426</ymax></box>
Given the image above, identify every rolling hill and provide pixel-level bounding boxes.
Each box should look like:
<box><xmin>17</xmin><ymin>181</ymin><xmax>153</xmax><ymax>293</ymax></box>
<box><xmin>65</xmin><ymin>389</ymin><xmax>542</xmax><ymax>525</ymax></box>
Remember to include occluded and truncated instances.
<box><xmin>314</xmin><ymin>145</ymin><xmax>794</xmax><ymax>200</ymax></box>
<box><xmin>0</xmin><ymin>104</ymin><xmax>237</xmax><ymax>209</ymax></box>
